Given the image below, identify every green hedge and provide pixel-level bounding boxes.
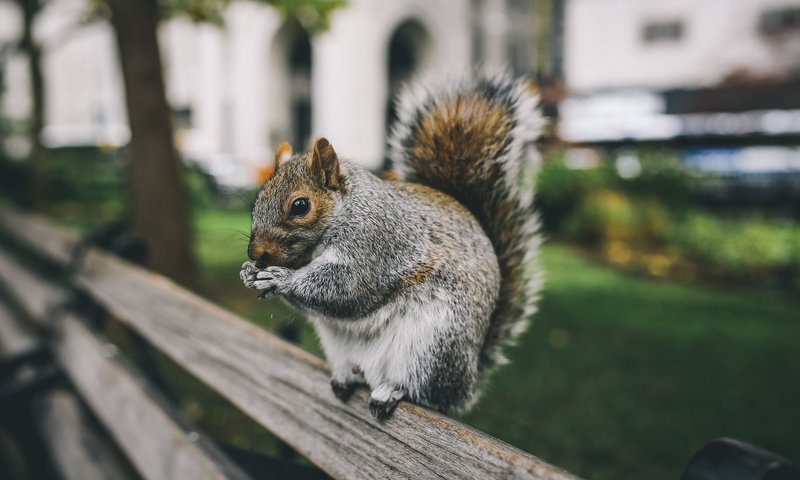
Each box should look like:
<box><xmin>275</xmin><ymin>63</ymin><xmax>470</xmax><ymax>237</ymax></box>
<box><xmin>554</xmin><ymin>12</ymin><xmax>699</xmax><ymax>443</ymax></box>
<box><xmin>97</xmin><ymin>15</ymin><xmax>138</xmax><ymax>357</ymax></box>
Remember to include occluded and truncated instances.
<box><xmin>670</xmin><ymin>214</ymin><xmax>800</xmax><ymax>285</ymax></box>
<box><xmin>0</xmin><ymin>147</ymin><xmax>231</xmax><ymax>223</ymax></box>
<box><xmin>535</xmin><ymin>152</ymin><xmax>800</xmax><ymax>290</ymax></box>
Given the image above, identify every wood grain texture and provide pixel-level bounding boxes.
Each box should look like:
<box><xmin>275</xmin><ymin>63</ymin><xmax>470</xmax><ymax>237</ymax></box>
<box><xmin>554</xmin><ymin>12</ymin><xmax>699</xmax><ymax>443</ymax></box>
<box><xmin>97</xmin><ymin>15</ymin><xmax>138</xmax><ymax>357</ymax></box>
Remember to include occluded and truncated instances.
<box><xmin>0</xmin><ymin>301</ymin><xmax>134</xmax><ymax>480</ymax></box>
<box><xmin>0</xmin><ymin>247</ymin><xmax>70</xmax><ymax>324</ymax></box>
<box><xmin>55</xmin><ymin>314</ymin><xmax>250</xmax><ymax>480</ymax></box>
<box><xmin>0</xmin><ymin>207</ymin><xmax>78</xmax><ymax>265</ymax></box>
<box><xmin>0</xmin><ymin>206</ymin><xmax>582</xmax><ymax>480</ymax></box>
<box><xmin>0</xmin><ymin>252</ymin><xmax>250</xmax><ymax>480</ymax></box>
<box><xmin>0</xmin><ymin>298</ymin><xmax>37</xmax><ymax>352</ymax></box>
<box><xmin>37</xmin><ymin>390</ymin><xmax>138</xmax><ymax>480</ymax></box>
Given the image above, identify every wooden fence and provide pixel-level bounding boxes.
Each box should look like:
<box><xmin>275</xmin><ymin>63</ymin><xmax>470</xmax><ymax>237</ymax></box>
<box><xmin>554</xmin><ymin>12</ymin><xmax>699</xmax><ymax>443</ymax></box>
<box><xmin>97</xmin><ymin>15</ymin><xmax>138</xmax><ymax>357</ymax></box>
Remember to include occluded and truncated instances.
<box><xmin>0</xmin><ymin>206</ymin><xmax>581</xmax><ymax>480</ymax></box>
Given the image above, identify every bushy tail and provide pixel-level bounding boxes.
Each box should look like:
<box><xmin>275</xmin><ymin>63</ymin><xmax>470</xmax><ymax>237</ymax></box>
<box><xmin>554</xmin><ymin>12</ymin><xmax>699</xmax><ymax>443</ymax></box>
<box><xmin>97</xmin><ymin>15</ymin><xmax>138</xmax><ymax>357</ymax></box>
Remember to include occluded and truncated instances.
<box><xmin>388</xmin><ymin>72</ymin><xmax>544</xmax><ymax>374</ymax></box>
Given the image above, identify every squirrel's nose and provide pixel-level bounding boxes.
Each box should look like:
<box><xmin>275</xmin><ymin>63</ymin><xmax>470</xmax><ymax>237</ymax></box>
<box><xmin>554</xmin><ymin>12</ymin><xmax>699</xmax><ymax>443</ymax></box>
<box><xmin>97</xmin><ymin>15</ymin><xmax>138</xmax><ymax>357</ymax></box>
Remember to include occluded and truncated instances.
<box><xmin>255</xmin><ymin>252</ymin><xmax>270</xmax><ymax>269</ymax></box>
<box><xmin>248</xmin><ymin>244</ymin><xmax>270</xmax><ymax>268</ymax></box>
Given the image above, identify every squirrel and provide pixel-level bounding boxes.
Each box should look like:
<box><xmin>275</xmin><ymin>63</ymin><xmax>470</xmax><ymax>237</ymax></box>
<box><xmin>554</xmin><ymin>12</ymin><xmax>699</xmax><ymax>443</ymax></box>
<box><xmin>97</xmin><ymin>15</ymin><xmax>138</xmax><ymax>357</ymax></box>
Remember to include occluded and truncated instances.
<box><xmin>240</xmin><ymin>72</ymin><xmax>543</xmax><ymax>420</ymax></box>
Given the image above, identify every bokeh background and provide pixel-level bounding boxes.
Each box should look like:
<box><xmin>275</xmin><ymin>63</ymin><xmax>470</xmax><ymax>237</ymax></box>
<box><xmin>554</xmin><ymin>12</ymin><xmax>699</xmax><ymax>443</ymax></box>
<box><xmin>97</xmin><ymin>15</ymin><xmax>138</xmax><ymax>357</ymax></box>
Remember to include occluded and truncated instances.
<box><xmin>1</xmin><ymin>0</ymin><xmax>799</xmax><ymax>479</ymax></box>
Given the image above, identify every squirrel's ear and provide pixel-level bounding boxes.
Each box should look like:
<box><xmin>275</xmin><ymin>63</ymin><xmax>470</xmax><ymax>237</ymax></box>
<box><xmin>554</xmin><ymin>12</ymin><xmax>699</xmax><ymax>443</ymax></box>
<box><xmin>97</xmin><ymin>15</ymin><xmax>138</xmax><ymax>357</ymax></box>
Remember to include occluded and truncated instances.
<box><xmin>274</xmin><ymin>142</ymin><xmax>292</xmax><ymax>168</ymax></box>
<box><xmin>308</xmin><ymin>137</ymin><xmax>341</xmax><ymax>190</ymax></box>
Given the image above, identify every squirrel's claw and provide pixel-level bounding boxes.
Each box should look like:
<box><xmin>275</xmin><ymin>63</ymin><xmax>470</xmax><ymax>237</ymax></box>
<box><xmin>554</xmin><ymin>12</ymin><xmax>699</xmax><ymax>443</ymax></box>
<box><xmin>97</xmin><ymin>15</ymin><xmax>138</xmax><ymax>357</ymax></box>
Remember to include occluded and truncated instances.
<box><xmin>369</xmin><ymin>398</ymin><xmax>399</xmax><ymax>421</ymax></box>
<box><xmin>368</xmin><ymin>383</ymin><xmax>405</xmax><ymax>421</ymax></box>
<box><xmin>250</xmin><ymin>267</ymin><xmax>290</xmax><ymax>291</ymax></box>
<box><xmin>239</xmin><ymin>261</ymin><xmax>259</xmax><ymax>284</ymax></box>
<box><xmin>241</xmin><ymin>265</ymin><xmax>291</xmax><ymax>297</ymax></box>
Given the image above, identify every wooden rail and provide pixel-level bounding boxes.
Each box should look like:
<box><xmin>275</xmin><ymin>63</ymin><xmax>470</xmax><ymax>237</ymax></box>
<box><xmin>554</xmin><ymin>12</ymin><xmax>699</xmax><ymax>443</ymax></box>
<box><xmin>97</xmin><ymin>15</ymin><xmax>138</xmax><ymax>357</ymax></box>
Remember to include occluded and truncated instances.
<box><xmin>0</xmin><ymin>207</ymin><xmax>581</xmax><ymax>480</ymax></box>
<box><xmin>0</xmin><ymin>302</ymin><xmax>135</xmax><ymax>480</ymax></box>
<box><xmin>0</xmin><ymin>249</ymin><xmax>250</xmax><ymax>480</ymax></box>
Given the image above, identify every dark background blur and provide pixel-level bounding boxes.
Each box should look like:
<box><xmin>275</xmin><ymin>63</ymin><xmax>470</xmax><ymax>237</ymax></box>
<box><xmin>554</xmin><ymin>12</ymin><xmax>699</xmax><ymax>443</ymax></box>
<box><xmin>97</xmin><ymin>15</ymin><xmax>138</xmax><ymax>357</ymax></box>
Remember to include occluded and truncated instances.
<box><xmin>0</xmin><ymin>1</ymin><xmax>799</xmax><ymax>479</ymax></box>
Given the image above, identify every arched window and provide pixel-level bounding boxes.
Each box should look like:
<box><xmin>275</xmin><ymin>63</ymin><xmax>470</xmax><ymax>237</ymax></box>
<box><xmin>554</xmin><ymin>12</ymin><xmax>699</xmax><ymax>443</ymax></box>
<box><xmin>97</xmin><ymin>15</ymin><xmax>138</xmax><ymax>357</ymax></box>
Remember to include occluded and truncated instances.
<box><xmin>385</xmin><ymin>20</ymin><xmax>430</xmax><ymax>166</ymax></box>
<box><xmin>269</xmin><ymin>19</ymin><xmax>312</xmax><ymax>151</ymax></box>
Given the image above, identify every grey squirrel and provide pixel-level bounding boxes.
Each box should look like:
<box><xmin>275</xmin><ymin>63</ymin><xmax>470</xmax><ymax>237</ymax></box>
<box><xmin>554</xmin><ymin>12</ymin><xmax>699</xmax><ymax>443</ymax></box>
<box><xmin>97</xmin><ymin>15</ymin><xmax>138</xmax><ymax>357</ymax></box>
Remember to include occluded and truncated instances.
<box><xmin>240</xmin><ymin>72</ymin><xmax>543</xmax><ymax>420</ymax></box>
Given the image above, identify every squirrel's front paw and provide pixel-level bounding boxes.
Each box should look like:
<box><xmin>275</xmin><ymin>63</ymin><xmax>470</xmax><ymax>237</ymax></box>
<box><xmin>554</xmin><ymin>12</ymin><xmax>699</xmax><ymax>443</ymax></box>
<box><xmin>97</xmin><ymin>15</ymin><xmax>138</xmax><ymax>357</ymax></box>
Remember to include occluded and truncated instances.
<box><xmin>239</xmin><ymin>261</ymin><xmax>259</xmax><ymax>283</ymax></box>
<box><xmin>241</xmin><ymin>264</ymin><xmax>291</xmax><ymax>297</ymax></box>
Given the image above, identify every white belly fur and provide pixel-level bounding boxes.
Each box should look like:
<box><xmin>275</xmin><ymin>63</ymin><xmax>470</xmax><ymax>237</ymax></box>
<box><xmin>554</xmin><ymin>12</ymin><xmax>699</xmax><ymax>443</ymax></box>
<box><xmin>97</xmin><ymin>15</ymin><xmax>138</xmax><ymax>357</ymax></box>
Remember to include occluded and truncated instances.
<box><xmin>311</xmin><ymin>290</ymin><xmax>451</xmax><ymax>401</ymax></box>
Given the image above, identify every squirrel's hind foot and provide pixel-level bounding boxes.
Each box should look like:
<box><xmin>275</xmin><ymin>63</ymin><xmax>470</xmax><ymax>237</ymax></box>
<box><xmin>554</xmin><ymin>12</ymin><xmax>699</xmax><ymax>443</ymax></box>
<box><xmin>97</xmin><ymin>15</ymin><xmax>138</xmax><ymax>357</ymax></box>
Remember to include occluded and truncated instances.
<box><xmin>369</xmin><ymin>383</ymin><xmax>405</xmax><ymax>421</ymax></box>
<box><xmin>330</xmin><ymin>379</ymin><xmax>357</xmax><ymax>403</ymax></box>
<box><xmin>369</xmin><ymin>398</ymin><xmax>399</xmax><ymax>421</ymax></box>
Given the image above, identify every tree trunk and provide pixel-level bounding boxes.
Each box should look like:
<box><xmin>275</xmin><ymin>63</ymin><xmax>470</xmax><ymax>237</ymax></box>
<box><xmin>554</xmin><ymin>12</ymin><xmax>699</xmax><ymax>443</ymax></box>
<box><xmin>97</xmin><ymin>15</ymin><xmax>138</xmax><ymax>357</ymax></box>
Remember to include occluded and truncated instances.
<box><xmin>106</xmin><ymin>0</ymin><xmax>196</xmax><ymax>286</ymax></box>
<box><xmin>19</xmin><ymin>0</ymin><xmax>46</xmax><ymax>207</ymax></box>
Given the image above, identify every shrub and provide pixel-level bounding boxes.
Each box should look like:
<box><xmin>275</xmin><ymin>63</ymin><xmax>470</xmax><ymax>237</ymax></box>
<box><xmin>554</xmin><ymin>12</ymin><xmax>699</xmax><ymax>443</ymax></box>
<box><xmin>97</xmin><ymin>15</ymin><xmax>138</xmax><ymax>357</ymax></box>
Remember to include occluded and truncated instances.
<box><xmin>535</xmin><ymin>148</ymin><xmax>690</xmax><ymax>236</ymax></box>
<box><xmin>670</xmin><ymin>213</ymin><xmax>800</xmax><ymax>284</ymax></box>
<box><xmin>185</xmin><ymin>165</ymin><xmax>215</xmax><ymax>210</ymax></box>
<box><xmin>535</xmin><ymin>154</ymin><xmax>614</xmax><ymax>232</ymax></box>
<box><xmin>534</xmin><ymin>148</ymin><xmax>799</xmax><ymax>290</ymax></box>
<box><xmin>788</xmin><ymin>231</ymin><xmax>800</xmax><ymax>290</ymax></box>
<box><xmin>613</xmin><ymin>149</ymin><xmax>691</xmax><ymax>208</ymax></box>
<box><xmin>0</xmin><ymin>157</ymin><xmax>33</xmax><ymax>205</ymax></box>
<box><xmin>562</xmin><ymin>189</ymin><xmax>673</xmax><ymax>247</ymax></box>
<box><xmin>564</xmin><ymin>189</ymin><xmax>637</xmax><ymax>244</ymax></box>
<box><xmin>636</xmin><ymin>197</ymin><xmax>671</xmax><ymax>243</ymax></box>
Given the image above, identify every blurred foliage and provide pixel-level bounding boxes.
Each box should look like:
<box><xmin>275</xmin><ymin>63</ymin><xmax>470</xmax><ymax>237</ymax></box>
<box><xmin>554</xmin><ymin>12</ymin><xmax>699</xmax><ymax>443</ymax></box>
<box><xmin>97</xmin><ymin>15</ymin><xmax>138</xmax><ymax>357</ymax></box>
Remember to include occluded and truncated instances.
<box><xmin>82</xmin><ymin>0</ymin><xmax>346</xmax><ymax>32</ymax></box>
<box><xmin>258</xmin><ymin>0</ymin><xmax>346</xmax><ymax>33</ymax></box>
<box><xmin>616</xmin><ymin>149</ymin><xmax>692</xmax><ymax>208</ymax></box>
<box><xmin>563</xmin><ymin>191</ymin><xmax>671</xmax><ymax>246</ymax></box>
<box><xmin>184</xmin><ymin>164</ymin><xmax>216</xmax><ymax>210</ymax></box>
<box><xmin>535</xmin><ymin>149</ymin><xmax>800</xmax><ymax>290</ymax></box>
<box><xmin>0</xmin><ymin>146</ymin><xmax>126</xmax><ymax>222</ymax></box>
<box><xmin>0</xmin><ymin>147</ymin><xmax>249</xmax><ymax>230</ymax></box>
<box><xmin>564</xmin><ymin>189</ymin><xmax>637</xmax><ymax>244</ymax></box>
<box><xmin>160</xmin><ymin>0</ymin><xmax>227</xmax><ymax>23</ymax></box>
<box><xmin>159</xmin><ymin>0</ymin><xmax>346</xmax><ymax>32</ymax></box>
<box><xmin>536</xmin><ymin>149</ymin><xmax>690</xmax><ymax>234</ymax></box>
<box><xmin>0</xmin><ymin>157</ymin><xmax>32</xmax><ymax>204</ymax></box>
<box><xmin>670</xmin><ymin>214</ymin><xmax>800</xmax><ymax>288</ymax></box>
<box><xmin>535</xmin><ymin>154</ymin><xmax>613</xmax><ymax>232</ymax></box>
<box><xmin>44</xmin><ymin>147</ymin><xmax>126</xmax><ymax>204</ymax></box>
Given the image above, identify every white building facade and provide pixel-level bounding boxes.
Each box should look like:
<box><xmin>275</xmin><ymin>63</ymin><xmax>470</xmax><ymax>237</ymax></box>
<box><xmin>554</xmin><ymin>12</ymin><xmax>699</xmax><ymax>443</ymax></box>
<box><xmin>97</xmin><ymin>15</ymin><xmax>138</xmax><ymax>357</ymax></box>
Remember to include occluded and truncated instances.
<box><xmin>560</xmin><ymin>0</ymin><xmax>800</xmax><ymax>143</ymax></box>
<box><xmin>564</xmin><ymin>0</ymin><xmax>800</xmax><ymax>92</ymax></box>
<box><xmin>1</xmin><ymin>0</ymin><xmax>533</xmax><ymax>186</ymax></box>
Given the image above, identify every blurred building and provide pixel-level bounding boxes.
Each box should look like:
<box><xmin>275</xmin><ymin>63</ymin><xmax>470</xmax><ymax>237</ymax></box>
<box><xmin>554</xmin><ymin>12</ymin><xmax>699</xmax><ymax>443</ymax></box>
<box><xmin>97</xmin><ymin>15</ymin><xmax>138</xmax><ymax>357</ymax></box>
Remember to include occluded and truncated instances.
<box><xmin>557</xmin><ymin>0</ymin><xmax>800</xmax><ymax>203</ymax></box>
<box><xmin>560</xmin><ymin>0</ymin><xmax>800</xmax><ymax>146</ymax></box>
<box><xmin>0</xmin><ymin>0</ymin><xmax>536</xmax><ymax>187</ymax></box>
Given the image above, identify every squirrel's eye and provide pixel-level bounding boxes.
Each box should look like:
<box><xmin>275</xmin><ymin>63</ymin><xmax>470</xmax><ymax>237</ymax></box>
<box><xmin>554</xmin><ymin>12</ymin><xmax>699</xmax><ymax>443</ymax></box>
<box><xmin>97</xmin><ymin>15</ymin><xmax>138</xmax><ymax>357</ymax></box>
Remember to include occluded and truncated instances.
<box><xmin>289</xmin><ymin>197</ymin><xmax>310</xmax><ymax>217</ymax></box>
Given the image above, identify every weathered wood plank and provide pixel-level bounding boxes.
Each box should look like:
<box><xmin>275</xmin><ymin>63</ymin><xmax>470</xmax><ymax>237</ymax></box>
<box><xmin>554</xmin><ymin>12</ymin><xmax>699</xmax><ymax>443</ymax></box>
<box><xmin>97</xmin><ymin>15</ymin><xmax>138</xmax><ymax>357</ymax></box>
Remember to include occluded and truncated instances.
<box><xmin>37</xmin><ymin>390</ymin><xmax>138</xmax><ymax>480</ymax></box>
<box><xmin>0</xmin><ymin>206</ymin><xmax>581</xmax><ymax>480</ymax></box>
<box><xmin>0</xmin><ymin>301</ymin><xmax>135</xmax><ymax>480</ymax></box>
<box><xmin>56</xmin><ymin>313</ymin><xmax>250</xmax><ymax>480</ymax></box>
<box><xmin>0</xmin><ymin>299</ymin><xmax>37</xmax><ymax>353</ymax></box>
<box><xmin>0</xmin><ymin>247</ymin><xmax>71</xmax><ymax>324</ymax></box>
<box><xmin>0</xmin><ymin>207</ymin><xmax>78</xmax><ymax>265</ymax></box>
<box><xmin>0</xmin><ymin>251</ymin><xmax>251</xmax><ymax>480</ymax></box>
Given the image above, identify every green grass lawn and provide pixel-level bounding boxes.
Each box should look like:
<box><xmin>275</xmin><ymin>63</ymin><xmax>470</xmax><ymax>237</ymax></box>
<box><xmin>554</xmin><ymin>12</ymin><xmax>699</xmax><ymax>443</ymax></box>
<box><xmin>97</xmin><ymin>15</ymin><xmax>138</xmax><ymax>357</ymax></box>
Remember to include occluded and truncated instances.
<box><xmin>191</xmin><ymin>208</ymin><xmax>799</xmax><ymax>480</ymax></box>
